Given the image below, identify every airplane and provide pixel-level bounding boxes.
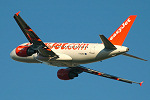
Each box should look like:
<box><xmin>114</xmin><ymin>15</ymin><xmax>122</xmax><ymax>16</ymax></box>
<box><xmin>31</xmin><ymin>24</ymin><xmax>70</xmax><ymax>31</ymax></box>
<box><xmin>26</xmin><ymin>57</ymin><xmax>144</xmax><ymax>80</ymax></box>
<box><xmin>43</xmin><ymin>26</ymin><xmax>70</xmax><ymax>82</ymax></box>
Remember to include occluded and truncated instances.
<box><xmin>10</xmin><ymin>11</ymin><xmax>147</xmax><ymax>86</ymax></box>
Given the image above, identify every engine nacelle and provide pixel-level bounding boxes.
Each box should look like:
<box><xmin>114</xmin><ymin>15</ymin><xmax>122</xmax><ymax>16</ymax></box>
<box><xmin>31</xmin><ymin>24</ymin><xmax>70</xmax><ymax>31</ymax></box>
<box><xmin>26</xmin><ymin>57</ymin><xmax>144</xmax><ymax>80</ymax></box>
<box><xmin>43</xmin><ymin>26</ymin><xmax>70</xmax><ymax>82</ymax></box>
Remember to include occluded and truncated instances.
<box><xmin>16</xmin><ymin>46</ymin><xmax>35</xmax><ymax>57</ymax></box>
<box><xmin>57</xmin><ymin>69</ymin><xmax>78</xmax><ymax>80</ymax></box>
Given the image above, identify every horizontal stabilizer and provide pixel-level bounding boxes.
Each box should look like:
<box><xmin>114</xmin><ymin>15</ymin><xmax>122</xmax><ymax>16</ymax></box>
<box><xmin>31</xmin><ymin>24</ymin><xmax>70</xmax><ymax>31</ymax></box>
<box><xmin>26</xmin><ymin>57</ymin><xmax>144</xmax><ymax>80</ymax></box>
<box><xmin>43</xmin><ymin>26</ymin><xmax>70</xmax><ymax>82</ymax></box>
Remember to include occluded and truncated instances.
<box><xmin>99</xmin><ymin>35</ymin><xmax>116</xmax><ymax>50</ymax></box>
<box><xmin>122</xmin><ymin>53</ymin><xmax>147</xmax><ymax>61</ymax></box>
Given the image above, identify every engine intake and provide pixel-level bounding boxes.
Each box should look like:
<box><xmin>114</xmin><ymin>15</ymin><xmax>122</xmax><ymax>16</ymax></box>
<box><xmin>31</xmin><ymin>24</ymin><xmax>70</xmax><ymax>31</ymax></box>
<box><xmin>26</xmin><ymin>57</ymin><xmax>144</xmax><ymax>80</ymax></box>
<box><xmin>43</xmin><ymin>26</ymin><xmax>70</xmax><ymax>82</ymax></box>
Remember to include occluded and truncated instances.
<box><xmin>16</xmin><ymin>46</ymin><xmax>36</xmax><ymax>57</ymax></box>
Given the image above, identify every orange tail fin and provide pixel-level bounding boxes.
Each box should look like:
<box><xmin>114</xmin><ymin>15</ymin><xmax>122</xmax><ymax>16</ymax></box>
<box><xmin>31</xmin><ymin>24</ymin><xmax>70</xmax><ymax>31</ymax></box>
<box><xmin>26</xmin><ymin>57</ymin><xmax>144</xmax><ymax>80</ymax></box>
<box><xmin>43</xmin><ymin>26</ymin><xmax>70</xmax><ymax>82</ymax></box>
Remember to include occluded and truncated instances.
<box><xmin>108</xmin><ymin>15</ymin><xmax>137</xmax><ymax>46</ymax></box>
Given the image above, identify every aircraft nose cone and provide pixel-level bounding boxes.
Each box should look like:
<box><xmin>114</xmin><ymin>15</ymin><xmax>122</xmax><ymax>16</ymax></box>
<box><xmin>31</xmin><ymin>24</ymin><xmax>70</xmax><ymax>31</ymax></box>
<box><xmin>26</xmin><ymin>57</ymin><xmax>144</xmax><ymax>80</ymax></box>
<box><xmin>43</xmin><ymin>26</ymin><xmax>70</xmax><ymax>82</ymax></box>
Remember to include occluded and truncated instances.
<box><xmin>10</xmin><ymin>48</ymin><xmax>17</xmax><ymax>60</ymax></box>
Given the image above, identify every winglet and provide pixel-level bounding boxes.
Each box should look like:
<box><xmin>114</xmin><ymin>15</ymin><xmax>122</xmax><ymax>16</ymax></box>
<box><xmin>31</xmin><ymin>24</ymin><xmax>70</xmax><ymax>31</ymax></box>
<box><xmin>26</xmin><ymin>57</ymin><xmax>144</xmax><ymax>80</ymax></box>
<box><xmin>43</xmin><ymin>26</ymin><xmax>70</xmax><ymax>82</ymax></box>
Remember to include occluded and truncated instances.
<box><xmin>139</xmin><ymin>81</ymin><xmax>144</xmax><ymax>86</ymax></box>
<box><xmin>16</xmin><ymin>11</ymin><xmax>21</xmax><ymax>16</ymax></box>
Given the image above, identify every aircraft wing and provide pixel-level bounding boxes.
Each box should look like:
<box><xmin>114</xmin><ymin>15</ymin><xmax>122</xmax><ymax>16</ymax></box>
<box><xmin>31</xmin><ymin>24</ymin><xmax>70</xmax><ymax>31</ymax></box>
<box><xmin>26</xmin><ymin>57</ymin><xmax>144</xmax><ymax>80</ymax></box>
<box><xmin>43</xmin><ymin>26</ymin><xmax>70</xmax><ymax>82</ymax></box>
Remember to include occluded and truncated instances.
<box><xmin>14</xmin><ymin>11</ymin><xmax>57</xmax><ymax>57</ymax></box>
<box><xmin>72</xmin><ymin>66</ymin><xmax>143</xmax><ymax>86</ymax></box>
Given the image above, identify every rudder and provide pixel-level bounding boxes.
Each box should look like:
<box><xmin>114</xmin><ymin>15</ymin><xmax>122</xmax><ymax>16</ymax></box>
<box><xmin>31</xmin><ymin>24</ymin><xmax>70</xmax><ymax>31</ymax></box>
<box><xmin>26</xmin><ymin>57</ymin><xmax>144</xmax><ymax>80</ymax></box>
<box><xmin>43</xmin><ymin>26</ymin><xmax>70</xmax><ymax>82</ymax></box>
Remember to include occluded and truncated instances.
<box><xmin>108</xmin><ymin>15</ymin><xmax>137</xmax><ymax>46</ymax></box>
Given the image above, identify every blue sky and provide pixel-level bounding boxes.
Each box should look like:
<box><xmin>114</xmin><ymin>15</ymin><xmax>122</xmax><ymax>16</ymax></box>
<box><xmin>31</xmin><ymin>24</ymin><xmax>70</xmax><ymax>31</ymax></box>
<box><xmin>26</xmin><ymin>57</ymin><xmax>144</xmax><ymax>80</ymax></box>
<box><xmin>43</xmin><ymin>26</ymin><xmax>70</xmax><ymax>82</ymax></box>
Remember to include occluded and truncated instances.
<box><xmin>0</xmin><ymin>0</ymin><xmax>150</xmax><ymax>100</ymax></box>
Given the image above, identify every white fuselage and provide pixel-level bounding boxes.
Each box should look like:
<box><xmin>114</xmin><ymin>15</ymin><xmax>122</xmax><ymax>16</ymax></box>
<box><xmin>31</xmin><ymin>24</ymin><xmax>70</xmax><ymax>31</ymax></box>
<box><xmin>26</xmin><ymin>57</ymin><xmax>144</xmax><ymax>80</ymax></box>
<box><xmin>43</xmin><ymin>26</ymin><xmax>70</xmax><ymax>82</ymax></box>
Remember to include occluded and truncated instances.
<box><xmin>10</xmin><ymin>42</ymin><xmax>129</xmax><ymax>67</ymax></box>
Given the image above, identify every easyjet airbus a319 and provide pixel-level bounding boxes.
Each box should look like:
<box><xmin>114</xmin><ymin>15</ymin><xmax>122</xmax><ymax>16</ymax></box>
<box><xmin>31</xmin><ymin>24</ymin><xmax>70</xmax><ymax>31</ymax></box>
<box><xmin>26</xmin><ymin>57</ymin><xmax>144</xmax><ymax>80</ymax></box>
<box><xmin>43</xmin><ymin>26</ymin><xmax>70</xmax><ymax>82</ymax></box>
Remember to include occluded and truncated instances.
<box><xmin>10</xmin><ymin>11</ymin><xmax>147</xmax><ymax>86</ymax></box>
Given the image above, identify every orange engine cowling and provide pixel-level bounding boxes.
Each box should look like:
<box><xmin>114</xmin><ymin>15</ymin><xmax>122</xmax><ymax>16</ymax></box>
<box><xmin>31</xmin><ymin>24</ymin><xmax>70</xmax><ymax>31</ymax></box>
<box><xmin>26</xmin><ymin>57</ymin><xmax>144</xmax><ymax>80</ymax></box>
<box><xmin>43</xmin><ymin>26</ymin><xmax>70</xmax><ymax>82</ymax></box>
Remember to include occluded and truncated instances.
<box><xmin>57</xmin><ymin>69</ymin><xmax>78</xmax><ymax>80</ymax></box>
<box><xmin>16</xmin><ymin>46</ymin><xmax>35</xmax><ymax>57</ymax></box>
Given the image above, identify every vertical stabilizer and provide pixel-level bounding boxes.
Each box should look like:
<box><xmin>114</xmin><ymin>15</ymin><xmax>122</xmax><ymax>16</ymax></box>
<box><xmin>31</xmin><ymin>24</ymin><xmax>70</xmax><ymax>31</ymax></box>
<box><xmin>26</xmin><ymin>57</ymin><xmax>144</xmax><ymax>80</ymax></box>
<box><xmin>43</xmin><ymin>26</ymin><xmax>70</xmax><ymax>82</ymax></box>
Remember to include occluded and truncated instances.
<box><xmin>108</xmin><ymin>15</ymin><xmax>137</xmax><ymax>46</ymax></box>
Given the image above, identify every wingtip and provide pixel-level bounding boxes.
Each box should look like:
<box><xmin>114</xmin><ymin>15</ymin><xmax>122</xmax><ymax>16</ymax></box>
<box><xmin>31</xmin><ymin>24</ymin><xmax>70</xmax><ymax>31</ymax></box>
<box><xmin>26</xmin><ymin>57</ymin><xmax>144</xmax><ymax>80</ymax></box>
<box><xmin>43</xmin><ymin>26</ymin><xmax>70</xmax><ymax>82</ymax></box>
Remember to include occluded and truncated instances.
<box><xmin>139</xmin><ymin>81</ymin><xmax>144</xmax><ymax>86</ymax></box>
<box><xmin>16</xmin><ymin>11</ymin><xmax>21</xmax><ymax>16</ymax></box>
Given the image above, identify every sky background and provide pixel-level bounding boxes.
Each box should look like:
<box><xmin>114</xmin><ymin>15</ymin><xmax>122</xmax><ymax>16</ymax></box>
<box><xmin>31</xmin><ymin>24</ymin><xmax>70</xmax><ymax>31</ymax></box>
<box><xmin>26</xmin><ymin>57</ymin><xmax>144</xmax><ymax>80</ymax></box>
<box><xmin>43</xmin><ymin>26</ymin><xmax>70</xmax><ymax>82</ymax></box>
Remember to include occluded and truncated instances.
<box><xmin>0</xmin><ymin>0</ymin><xmax>150</xmax><ymax>100</ymax></box>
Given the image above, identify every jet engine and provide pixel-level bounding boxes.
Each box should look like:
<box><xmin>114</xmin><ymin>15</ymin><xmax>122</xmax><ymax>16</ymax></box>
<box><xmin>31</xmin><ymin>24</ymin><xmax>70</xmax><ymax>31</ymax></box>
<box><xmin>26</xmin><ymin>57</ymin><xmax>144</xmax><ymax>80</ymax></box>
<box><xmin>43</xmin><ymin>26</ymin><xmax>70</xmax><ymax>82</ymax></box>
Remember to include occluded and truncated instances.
<box><xmin>57</xmin><ymin>69</ymin><xmax>79</xmax><ymax>80</ymax></box>
<box><xmin>16</xmin><ymin>46</ymin><xmax>36</xmax><ymax>57</ymax></box>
